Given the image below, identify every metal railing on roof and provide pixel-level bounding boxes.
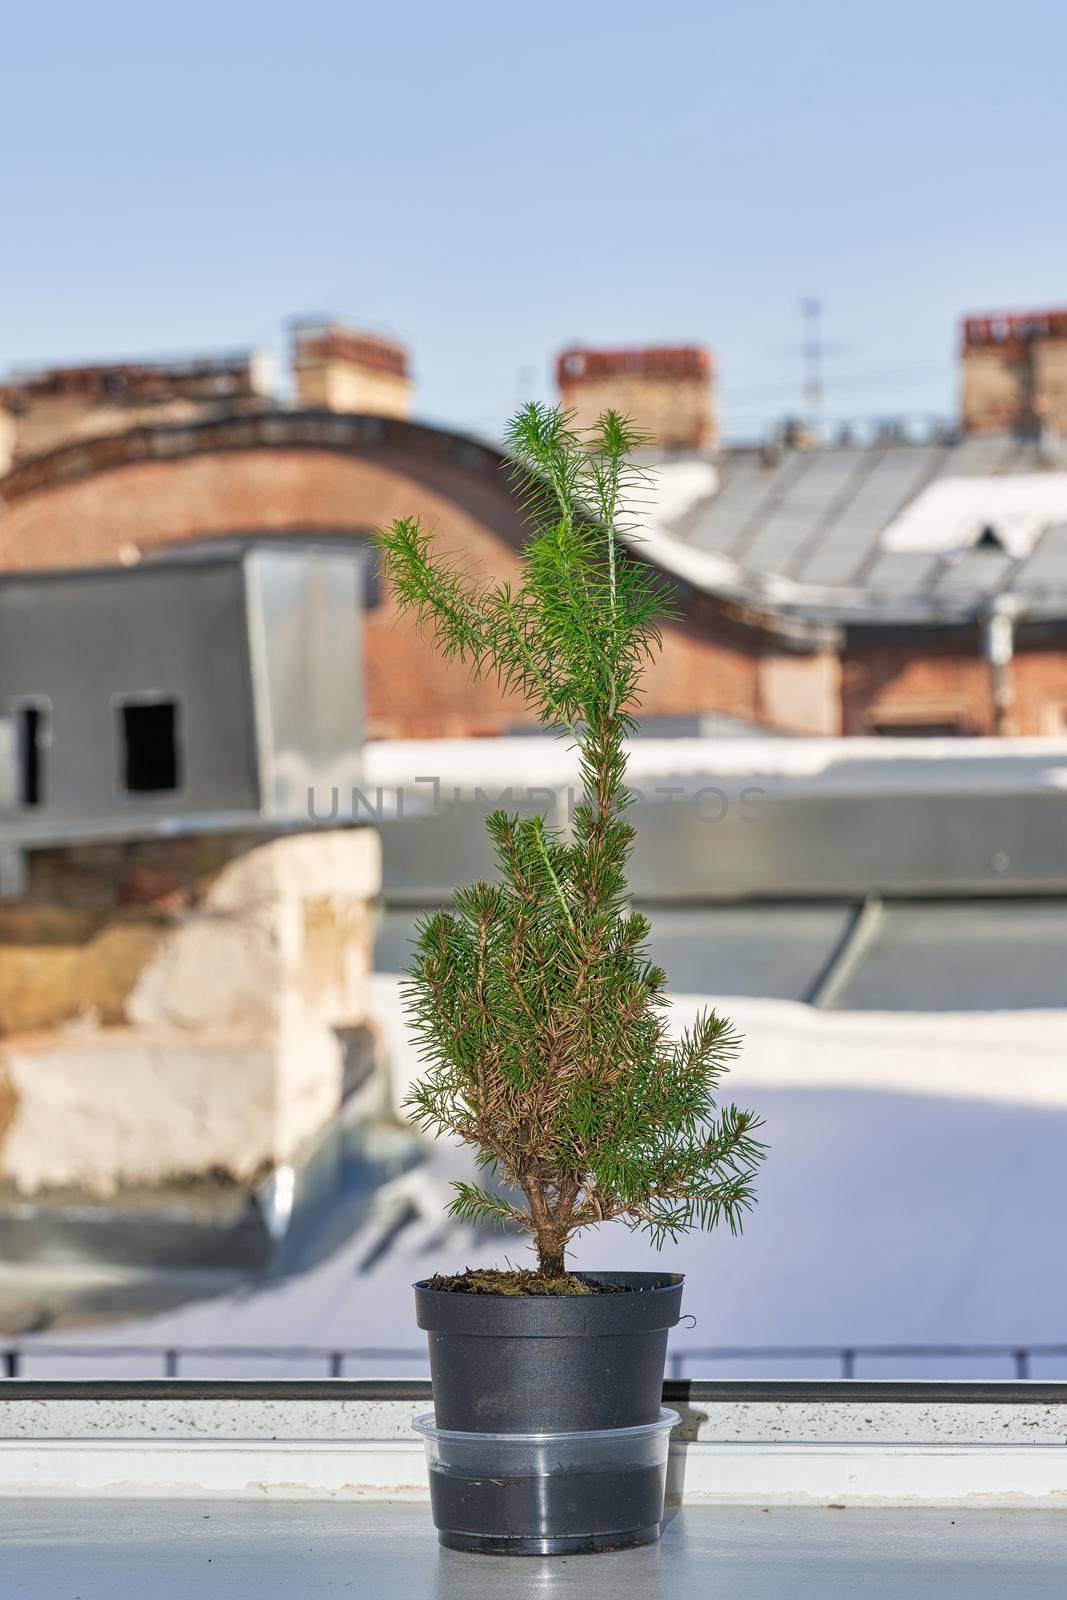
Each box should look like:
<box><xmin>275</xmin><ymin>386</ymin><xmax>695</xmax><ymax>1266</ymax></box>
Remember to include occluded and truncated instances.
<box><xmin>1</xmin><ymin>1342</ymin><xmax>1063</xmax><ymax>1381</ymax></box>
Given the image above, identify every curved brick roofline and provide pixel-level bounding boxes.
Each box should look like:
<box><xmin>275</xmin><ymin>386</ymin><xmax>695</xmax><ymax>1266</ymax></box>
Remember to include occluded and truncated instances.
<box><xmin>0</xmin><ymin>406</ymin><xmax>837</xmax><ymax>650</ymax></box>
<box><xmin>0</xmin><ymin>407</ymin><xmax>502</xmax><ymax>505</ymax></box>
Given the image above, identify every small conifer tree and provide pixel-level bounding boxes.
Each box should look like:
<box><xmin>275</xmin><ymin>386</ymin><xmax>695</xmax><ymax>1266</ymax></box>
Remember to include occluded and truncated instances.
<box><xmin>375</xmin><ymin>405</ymin><xmax>765</xmax><ymax>1280</ymax></box>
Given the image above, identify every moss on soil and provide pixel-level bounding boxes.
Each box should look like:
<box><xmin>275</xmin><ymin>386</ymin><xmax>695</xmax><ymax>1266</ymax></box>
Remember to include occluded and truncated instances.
<box><xmin>423</xmin><ymin>1267</ymin><xmax>634</xmax><ymax>1297</ymax></box>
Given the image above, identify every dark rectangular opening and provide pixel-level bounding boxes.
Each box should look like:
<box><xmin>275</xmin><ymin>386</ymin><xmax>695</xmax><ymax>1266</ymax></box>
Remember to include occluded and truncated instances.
<box><xmin>15</xmin><ymin>704</ymin><xmax>47</xmax><ymax>807</ymax></box>
<box><xmin>871</xmin><ymin>721</ymin><xmax>963</xmax><ymax>738</ymax></box>
<box><xmin>119</xmin><ymin>698</ymin><xmax>181</xmax><ymax>794</ymax></box>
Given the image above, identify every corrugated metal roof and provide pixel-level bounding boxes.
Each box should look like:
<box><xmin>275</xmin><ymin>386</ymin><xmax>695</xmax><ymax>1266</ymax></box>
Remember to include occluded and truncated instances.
<box><xmin>655</xmin><ymin>435</ymin><xmax>1067</xmax><ymax>625</ymax></box>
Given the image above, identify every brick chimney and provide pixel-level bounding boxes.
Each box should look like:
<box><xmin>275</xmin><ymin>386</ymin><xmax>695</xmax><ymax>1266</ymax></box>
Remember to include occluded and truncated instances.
<box><xmin>961</xmin><ymin>308</ymin><xmax>1067</xmax><ymax>437</ymax></box>
<box><xmin>291</xmin><ymin>321</ymin><xmax>411</xmax><ymax>419</ymax></box>
<box><xmin>0</xmin><ymin>351</ymin><xmax>273</xmax><ymax>467</ymax></box>
<box><xmin>556</xmin><ymin>344</ymin><xmax>716</xmax><ymax>450</ymax></box>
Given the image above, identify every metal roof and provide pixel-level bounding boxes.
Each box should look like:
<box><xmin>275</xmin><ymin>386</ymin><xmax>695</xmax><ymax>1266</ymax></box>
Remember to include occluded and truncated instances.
<box><xmin>365</xmin><ymin>736</ymin><xmax>1067</xmax><ymax>903</ymax></box>
<box><xmin>651</xmin><ymin>434</ymin><xmax>1067</xmax><ymax>627</ymax></box>
<box><xmin>0</xmin><ymin>544</ymin><xmax>366</xmax><ymax>846</ymax></box>
<box><xmin>368</xmin><ymin>736</ymin><xmax>1067</xmax><ymax>1012</ymax></box>
<box><xmin>377</xmin><ymin>899</ymin><xmax>1067</xmax><ymax>1012</ymax></box>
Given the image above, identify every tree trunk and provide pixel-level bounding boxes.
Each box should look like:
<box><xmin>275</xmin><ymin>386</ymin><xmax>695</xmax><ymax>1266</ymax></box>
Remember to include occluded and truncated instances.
<box><xmin>537</xmin><ymin>1240</ymin><xmax>566</xmax><ymax>1278</ymax></box>
<box><xmin>523</xmin><ymin>1178</ymin><xmax>569</xmax><ymax>1278</ymax></box>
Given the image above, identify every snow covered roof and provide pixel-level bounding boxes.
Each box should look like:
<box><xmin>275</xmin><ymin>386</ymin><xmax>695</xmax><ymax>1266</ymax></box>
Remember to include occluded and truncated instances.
<box><xmin>365</xmin><ymin>733</ymin><xmax>1067</xmax><ymax>790</ymax></box>
<box><xmin>20</xmin><ymin>973</ymin><xmax>1067</xmax><ymax>1378</ymax></box>
<box><xmin>363</xmin><ymin>735</ymin><xmax>1067</xmax><ymax>905</ymax></box>
<box><xmin>649</xmin><ymin>434</ymin><xmax>1067</xmax><ymax>627</ymax></box>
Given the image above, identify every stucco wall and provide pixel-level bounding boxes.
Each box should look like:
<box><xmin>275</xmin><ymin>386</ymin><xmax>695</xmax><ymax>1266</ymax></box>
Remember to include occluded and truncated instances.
<box><xmin>0</xmin><ymin>827</ymin><xmax>380</xmax><ymax>1196</ymax></box>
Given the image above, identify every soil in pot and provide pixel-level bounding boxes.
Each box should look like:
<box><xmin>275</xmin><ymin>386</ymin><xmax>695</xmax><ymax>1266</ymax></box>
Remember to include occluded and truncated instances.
<box><xmin>423</xmin><ymin>1267</ymin><xmax>633</xmax><ymax>1296</ymax></box>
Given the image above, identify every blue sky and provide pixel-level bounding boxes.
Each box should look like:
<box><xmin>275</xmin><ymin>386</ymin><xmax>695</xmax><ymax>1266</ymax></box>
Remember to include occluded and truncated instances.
<box><xmin>2</xmin><ymin>0</ymin><xmax>1066</xmax><ymax>442</ymax></box>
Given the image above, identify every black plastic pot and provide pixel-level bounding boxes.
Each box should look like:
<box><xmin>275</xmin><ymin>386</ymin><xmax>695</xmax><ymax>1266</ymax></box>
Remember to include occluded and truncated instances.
<box><xmin>413</xmin><ymin>1270</ymin><xmax>683</xmax><ymax>1554</ymax></box>
<box><xmin>415</xmin><ymin>1269</ymin><xmax>683</xmax><ymax>1431</ymax></box>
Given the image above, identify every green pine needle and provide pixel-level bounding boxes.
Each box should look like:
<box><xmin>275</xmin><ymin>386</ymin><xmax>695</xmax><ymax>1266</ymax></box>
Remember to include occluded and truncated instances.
<box><xmin>375</xmin><ymin>405</ymin><xmax>765</xmax><ymax>1273</ymax></box>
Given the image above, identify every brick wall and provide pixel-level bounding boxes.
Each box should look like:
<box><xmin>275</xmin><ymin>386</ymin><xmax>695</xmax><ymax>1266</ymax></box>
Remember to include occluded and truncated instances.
<box><xmin>0</xmin><ymin>437</ymin><xmax>838</xmax><ymax>736</ymax></box>
<box><xmin>961</xmin><ymin>342</ymin><xmax>1031</xmax><ymax>436</ymax></box>
<box><xmin>556</xmin><ymin>346</ymin><xmax>717</xmax><ymax>450</ymax></box>
<box><xmin>1013</xmin><ymin>646</ymin><xmax>1067</xmax><ymax>734</ymax></box>
<box><xmin>843</xmin><ymin>636</ymin><xmax>1067</xmax><ymax>736</ymax></box>
<box><xmin>961</xmin><ymin>309</ymin><xmax>1067</xmax><ymax>437</ymax></box>
<box><xmin>2</xmin><ymin>421</ymin><xmax>1063</xmax><ymax>740</ymax></box>
<box><xmin>843</xmin><ymin>642</ymin><xmax>993</xmax><ymax>734</ymax></box>
<box><xmin>291</xmin><ymin>324</ymin><xmax>411</xmax><ymax>419</ymax></box>
<box><xmin>0</xmin><ymin>356</ymin><xmax>271</xmax><ymax>466</ymax></box>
